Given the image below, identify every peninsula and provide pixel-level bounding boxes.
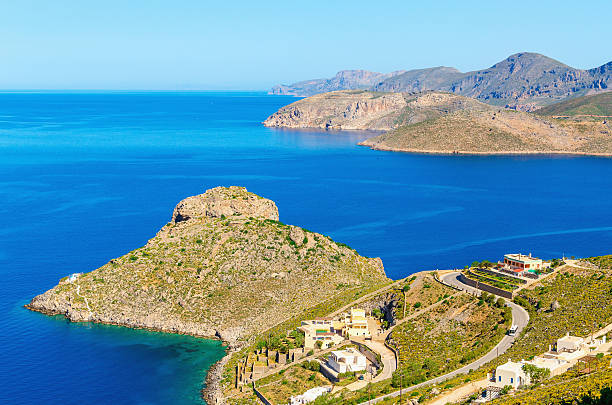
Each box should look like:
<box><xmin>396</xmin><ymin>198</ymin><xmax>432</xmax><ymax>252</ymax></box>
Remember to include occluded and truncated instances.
<box><xmin>264</xmin><ymin>90</ymin><xmax>612</xmax><ymax>156</ymax></box>
<box><xmin>27</xmin><ymin>186</ymin><xmax>389</xmax><ymax>401</ymax></box>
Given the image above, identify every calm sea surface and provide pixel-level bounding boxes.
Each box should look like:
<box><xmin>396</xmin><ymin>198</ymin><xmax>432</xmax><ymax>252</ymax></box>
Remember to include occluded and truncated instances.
<box><xmin>2</xmin><ymin>92</ymin><xmax>612</xmax><ymax>404</ymax></box>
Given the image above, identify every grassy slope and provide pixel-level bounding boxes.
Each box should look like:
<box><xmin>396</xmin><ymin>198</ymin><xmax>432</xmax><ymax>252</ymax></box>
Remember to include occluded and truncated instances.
<box><xmin>505</xmin><ymin>266</ymin><xmax>612</xmax><ymax>362</ymax></box>
<box><xmin>535</xmin><ymin>91</ymin><xmax>612</xmax><ymax>117</ymax></box>
<box><xmin>390</xmin><ymin>294</ymin><xmax>507</xmax><ymax>385</ymax></box>
<box><xmin>365</xmin><ymin>111</ymin><xmax>553</xmax><ymax>153</ymax></box>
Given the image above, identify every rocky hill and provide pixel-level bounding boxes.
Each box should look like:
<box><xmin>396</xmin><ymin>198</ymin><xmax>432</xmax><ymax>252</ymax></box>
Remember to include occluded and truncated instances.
<box><xmin>263</xmin><ymin>90</ymin><xmax>409</xmax><ymax>131</ymax></box>
<box><xmin>535</xmin><ymin>91</ymin><xmax>612</xmax><ymax>117</ymax></box>
<box><xmin>271</xmin><ymin>53</ymin><xmax>612</xmax><ymax>111</ymax></box>
<box><xmin>264</xmin><ymin>90</ymin><xmax>612</xmax><ymax>155</ymax></box>
<box><xmin>27</xmin><ymin>186</ymin><xmax>388</xmax><ymax>345</ymax></box>
<box><xmin>269</xmin><ymin>69</ymin><xmax>405</xmax><ymax>97</ymax></box>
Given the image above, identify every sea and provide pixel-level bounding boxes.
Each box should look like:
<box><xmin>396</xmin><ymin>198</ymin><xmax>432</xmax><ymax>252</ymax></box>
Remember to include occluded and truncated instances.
<box><xmin>1</xmin><ymin>91</ymin><xmax>612</xmax><ymax>404</ymax></box>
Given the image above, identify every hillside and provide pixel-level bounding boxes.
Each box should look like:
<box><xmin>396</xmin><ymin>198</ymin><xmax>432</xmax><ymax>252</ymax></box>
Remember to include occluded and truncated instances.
<box><xmin>264</xmin><ymin>90</ymin><xmax>612</xmax><ymax>155</ymax></box>
<box><xmin>27</xmin><ymin>186</ymin><xmax>389</xmax><ymax>345</ymax></box>
<box><xmin>535</xmin><ymin>91</ymin><xmax>612</xmax><ymax>117</ymax></box>
<box><xmin>271</xmin><ymin>53</ymin><xmax>612</xmax><ymax>110</ymax></box>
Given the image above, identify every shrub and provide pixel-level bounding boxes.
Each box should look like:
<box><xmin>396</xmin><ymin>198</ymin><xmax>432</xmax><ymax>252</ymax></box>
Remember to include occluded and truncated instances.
<box><xmin>301</xmin><ymin>360</ymin><xmax>320</xmax><ymax>372</ymax></box>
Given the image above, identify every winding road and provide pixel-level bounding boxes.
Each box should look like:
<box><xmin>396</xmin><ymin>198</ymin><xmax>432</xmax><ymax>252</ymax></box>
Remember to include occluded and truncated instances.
<box><xmin>366</xmin><ymin>271</ymin><xmax>530</xmax><ymax>404</ymax></box>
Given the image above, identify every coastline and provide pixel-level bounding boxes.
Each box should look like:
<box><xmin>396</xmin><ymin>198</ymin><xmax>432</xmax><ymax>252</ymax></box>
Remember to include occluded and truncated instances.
<box><xmin>25</xmin><ymin>303</ymin><xmax>233</xmax><ymax>404</ymax></box>
<box><xmin>265</xmin><ymin>121</ymin><xmax>612</xmax><ymax>157</ymax></box>
<box><xmin>358</xmin><ymin>141</ymin><xmax>612</xmax><ymax>157</ymax></box>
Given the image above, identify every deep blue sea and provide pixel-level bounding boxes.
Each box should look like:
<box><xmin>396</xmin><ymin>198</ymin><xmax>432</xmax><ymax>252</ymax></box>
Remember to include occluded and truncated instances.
<box><xmin>2</xmin><ymin>91</ymin><xmax>612</xmax><ymax>404</ymax></box>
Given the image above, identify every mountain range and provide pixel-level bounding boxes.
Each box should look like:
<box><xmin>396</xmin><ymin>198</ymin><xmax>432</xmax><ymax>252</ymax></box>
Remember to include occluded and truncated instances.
<box><xmin>270</xmin><ymin>53</ymin><xmax>612</xmax><ymax>111</ymax></box>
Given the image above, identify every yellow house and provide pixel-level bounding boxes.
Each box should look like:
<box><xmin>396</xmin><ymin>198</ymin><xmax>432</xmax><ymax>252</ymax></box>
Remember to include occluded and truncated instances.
<box><xmin>341</xmin><ymin>308</ymin><xmax>371</xmax><ymax>339</ymax></box>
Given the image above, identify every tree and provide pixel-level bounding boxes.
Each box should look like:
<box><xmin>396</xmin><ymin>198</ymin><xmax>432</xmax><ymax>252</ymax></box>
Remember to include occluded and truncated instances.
<box><xmin>501</xmin><ymin>385</ymin><xmax>512</xmax><ymax>395</ymax></box>
<box><xmin>496</xmin><ymin>297</ymin><xmax>506</xmax><ymax>308</ymax></box>
<box><xmin>522</xmin><ymin>363</ymin><xmax>550</xmax><ymax>384</ymax></box>
<box><xmin>471</xmin><ymin>261</ymin><xmax>481</xmax><ymax>268</ymax></box>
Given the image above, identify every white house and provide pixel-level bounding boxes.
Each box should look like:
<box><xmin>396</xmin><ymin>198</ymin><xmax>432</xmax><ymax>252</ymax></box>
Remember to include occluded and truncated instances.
<box><xmin>494</xmin><ymin>360</ymin><xmax>529</xmax><ymax>388</ymax></box>
<box><xmin>326</xmin><ymin>348</ymin><xmax>367</xmax><ymax>373</ymax></box>
<box><xmin>523</xmin><ymin>355</ymin><xmax>570</xmax><ymax>377</ymax></box>
<box><xmin>557</xmin><ymin>334</ymin><xmax>585</xmax><ymax>353</ymax></box>
<box><xmin>290</xmin><ymin>386</ymin><xmax>332</xmax><ymax>405</ymax></box>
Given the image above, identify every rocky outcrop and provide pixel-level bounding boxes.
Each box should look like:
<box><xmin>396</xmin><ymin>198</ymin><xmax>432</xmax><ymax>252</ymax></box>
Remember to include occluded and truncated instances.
<box><xmin>27</xmin><ymin>186</ymin><xmax>388</xmax><ymax>347</ymax></box>
<box><xmin>171</xmin><ymin>186</ymin><xmax>279</xmax><ymax>223</ymax></box>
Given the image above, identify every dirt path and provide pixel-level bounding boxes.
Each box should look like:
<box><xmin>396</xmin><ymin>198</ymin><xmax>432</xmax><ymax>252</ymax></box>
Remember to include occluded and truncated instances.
<box><xmin>75</xmin><ymin>284</ymin><xmax>92</xmax><ymax>319</ymax></box>
<box><xmin>426</xmin><ymin>378</ymin><xmax>488</xmax><ymax>405</ymax></box>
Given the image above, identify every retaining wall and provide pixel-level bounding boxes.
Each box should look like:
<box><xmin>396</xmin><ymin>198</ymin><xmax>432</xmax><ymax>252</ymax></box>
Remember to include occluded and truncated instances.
<box><xmin>458</xmin><ymin>273</ymin><xmax>514</xmax><ymax>299</ymax></box>
<box><xmin>252</xmin><ymin>384</ymin><xmax>273</xmax><ymax>405</ymax></box>
<box><xmin>475</xmin><ymin>268</ymin><xmax>527</xmax><ymax>284</ymax></box>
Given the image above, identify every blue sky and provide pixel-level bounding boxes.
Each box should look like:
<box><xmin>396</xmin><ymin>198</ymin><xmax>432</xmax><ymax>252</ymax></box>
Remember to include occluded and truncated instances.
<box><xmin>1</xmin><ymin>0</ymin><xmax>610</xmax><ymax>90</ymax></box>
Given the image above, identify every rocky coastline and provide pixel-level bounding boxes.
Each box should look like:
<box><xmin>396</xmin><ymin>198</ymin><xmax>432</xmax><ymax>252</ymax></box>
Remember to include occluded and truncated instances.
<box><xmin>358</xmin><ymin>140</ymin><xmax>612</xmax><ymax>157</ymax></box>
<box><xmin>265</xmin><ymin>90</ymin><xmax>612</xmax><ymax>156</ymax></box>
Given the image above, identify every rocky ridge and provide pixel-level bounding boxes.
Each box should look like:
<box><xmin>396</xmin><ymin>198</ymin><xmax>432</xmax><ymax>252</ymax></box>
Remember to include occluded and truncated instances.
<box><xmin>27</xmin><ymin>186</ymin><xmax>389</xmax><ymax>345</ymax></box>
<box><xmin>270</xmin><ymin>53</ymin><xmax>612</xmax><ymax>111</ymax></box>
<box><xmin>269</xmin><ymin>69</ymin><xmax>406</xmax><ymax>97</ymax></box>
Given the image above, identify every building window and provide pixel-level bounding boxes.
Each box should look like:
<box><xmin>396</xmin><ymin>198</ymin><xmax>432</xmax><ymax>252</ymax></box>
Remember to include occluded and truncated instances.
<box><xmin>510</xmin><ymin>377</ymin><xmax>514</xmax><ymax>384</ymax></box>
<box><xmin>498</xmin><ymin>376</ymin><xmax>501</xmax><ymax>382</ymax></box>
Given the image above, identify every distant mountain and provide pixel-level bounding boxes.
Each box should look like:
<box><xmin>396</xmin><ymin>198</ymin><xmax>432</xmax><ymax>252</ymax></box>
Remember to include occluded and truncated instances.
<box><xmin>535</xmin><ymin>91</ymin><xmax>612</xmax><ymax>117</ymax></box>
<box><xmin>271</xmin><ymin>53</ymin><xmax>612</xmax><ymax>111</ymax></box>
<box><xmin>269</xmin><ymin>69</ymin><xmax>405</xmax><ymax>97</ymax></box>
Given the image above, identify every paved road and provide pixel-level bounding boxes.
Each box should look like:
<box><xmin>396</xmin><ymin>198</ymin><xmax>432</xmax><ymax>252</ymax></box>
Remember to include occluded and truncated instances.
<box><xmin>365</xmin><ymin>272</ymin><xmax>529</xmax><ymax>404</ymax></box>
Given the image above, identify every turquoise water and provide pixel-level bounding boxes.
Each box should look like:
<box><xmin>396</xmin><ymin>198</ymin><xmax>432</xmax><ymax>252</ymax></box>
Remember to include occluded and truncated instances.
<box><xmin>2</xmin><ymin>91</ymin><xmax>612</xmax><ymax>404</ymax></box>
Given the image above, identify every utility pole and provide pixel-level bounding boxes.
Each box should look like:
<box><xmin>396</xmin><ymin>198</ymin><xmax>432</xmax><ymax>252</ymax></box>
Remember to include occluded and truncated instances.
<box><xmin>399</xmin><ymin>371</ymin><xmax>403</xmax><ymax>404</ymax></box>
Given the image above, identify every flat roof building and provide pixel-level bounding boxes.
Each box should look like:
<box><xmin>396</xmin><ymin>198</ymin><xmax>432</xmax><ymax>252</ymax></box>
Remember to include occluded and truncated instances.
<box><xmin>299</xmin><ymin>320</ymin><xmax>344</xmax><ymax>349</ymax></box>
<box><xmin>557</xmin><ymin>334</ymin><xmax>585</xmax><ymax>353</ymax></box>
<box><xmin>503</xmin><ymin>253</ymin><xmax>543</xmax><ymax>272</ymax></box>
<box><xmin>326</xmin><ymin>348</ymin><xmax>367</xmax><ymax>374</ymax></box>
<box><xmin>341</xmin><ymin>308</ymin><xmax>371</xmax><ymax>339</ymax></box>
<box><xmin>494</xmin><ymin>360</ymin><xmax>529</xmax><ymax>388</ymax></box>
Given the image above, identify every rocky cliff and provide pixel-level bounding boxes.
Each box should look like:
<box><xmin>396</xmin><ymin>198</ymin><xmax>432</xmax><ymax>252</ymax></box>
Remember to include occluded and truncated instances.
<box><xmin>27</xmin><ymin>186</ymin><xmax>388</xmax><ymax>345</ymax></box>
<box><xmin>271</xmin><ymin>53</ymin><xmax>612</xmax><ymax>111</ymax></box>
<box><xmin>264</xmin><ymin>90</ymin><xmax>409</xmax><ymax>130</ymax></box>
<box><xmin>269</xmin><ymin>69</ymin><xmax>405</xmax><ymax>97</ymax></box>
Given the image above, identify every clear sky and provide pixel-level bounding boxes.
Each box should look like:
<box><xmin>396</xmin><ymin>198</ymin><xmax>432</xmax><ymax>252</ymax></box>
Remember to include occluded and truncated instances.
<box><xmin>1</xmin><ymin>0</ymin><xmax>610</xmax><ymax>90</ymax></box>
